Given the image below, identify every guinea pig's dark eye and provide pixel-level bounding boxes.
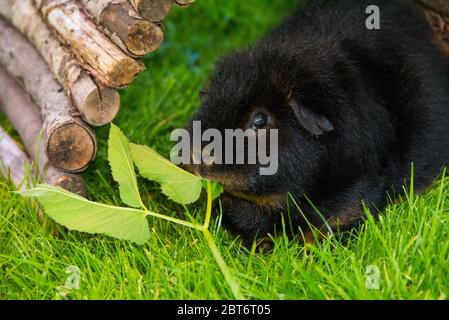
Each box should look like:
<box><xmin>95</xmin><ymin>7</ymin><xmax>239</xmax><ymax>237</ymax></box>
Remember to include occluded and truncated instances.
<box><xmin>251</xmin><ymin>112</ymin><xmax>270</xmax><ymax>130</ymax></box>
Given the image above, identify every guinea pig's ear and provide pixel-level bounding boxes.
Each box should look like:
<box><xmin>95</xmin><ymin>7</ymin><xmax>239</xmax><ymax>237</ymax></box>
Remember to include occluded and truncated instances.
<box><xmin>288</xmin><ymin>98</ymin><xmax>334</xmax><ymax>136</ymax></box>
<box><xmin>199</xmin><ymin>89</ymin><xmax>208</xmax><ymax>103</ymax></box>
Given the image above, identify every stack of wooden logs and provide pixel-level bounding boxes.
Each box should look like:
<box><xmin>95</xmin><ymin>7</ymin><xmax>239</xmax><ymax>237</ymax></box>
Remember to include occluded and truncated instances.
<box><xmin>0</xmin><ymin>0</ymin><xmax>195</xmax><ymax>198</ymax></box>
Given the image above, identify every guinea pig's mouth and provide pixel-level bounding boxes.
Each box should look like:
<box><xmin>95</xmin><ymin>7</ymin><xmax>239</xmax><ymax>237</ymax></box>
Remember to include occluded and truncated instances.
<box><xmin>183</xmin><ymin>164</ymin><xmax>250</xmax><ymax>191</ymax></box>
<box><xmin>182</xmin><ymin>164</ymin><xmax>284</xmax><ymax>209</ymax></box>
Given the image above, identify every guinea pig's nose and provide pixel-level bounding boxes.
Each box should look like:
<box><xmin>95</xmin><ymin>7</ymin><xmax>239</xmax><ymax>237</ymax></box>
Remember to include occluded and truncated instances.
<box><xmin>191</xmin><ymin>147</ymin><xmax>215</xmax><ymax>166</ymax></box>
<box><xmin>203</xmin><ymin>153</ymin><xmax>215</xmax><ymax>166</ymax></box>
<box><xmin>191</xmin><ymin>147</ymin><xmax>201</xmax><ymax>164</ymax></box>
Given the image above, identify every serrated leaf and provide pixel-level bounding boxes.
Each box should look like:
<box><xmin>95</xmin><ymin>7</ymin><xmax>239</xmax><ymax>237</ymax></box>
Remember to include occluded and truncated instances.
<box><xmin>160</xmin><ymin>181</ymin><xmax>202</xmax><ymax>204</ymax></box>
<box><xmin>108</xmin><ymin>124</ymin><xmax>144</xmax><ymax>208</ymax></box>
<box><xmin>130</xmin><ymin>143</ymin><xmax>202</xmax><ymax>204</ymax></box>
<box><xmin>21</xmin><ymin>184</ymin><xmax>150</xmax><ymax>244</ymax></box>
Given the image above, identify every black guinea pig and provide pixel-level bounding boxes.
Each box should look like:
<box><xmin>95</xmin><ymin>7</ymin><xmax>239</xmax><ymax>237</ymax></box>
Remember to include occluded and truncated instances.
<box><xmin>185</xmin><ymin>0</ymin><xmax>449</xmax><ymax>246</ymax></box>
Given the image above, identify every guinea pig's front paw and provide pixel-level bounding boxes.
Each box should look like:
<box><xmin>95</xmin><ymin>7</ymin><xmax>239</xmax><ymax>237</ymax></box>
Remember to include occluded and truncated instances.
<box><xmin>253</xmin><ymin>235</ymin><xmax>276</xmax><ymax>252</ymax></box>
<box><xmin>219</xmin><ymin>194</ymin><xmax>279</xmax><ymax>245</ymax></box>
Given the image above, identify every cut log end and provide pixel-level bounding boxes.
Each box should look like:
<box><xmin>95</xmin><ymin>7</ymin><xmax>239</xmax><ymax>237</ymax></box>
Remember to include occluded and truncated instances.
<box><xmin>55</xmin><ymin>174</ymin><xmax>87</xmax><ymax>197</ymax></box>
<box><xmin>134</xmin><ymin>0</ymin><xmax>173</xmax><ymax>22</ymax></box>
<box><xmin>81</xmin><ymin>86</ymin><xmax>120</xmax><ymax>126</ymax></box>
<box><xmin>70</xmin><ymin>73</ymin><xmax>120</xmax><ymax>126</ymax></box>
<box><xmin>45</xmin><ymin>166</ymin><xmax>87</xmax><ymax>197</ymax></box>
<box><xmin>101</xmin><ymin>3</ymin><xmax>164</xmax><ymax>56</ymax></box>
<box><xmin>175</xmin><ymin>0</ymin><xmax>196</xmax><ymax>7</ymax></box>
<box><xmin>127</xmin><ymin>21</ymin><xmax>164</xmax><ymax>55</ymax></box>
<box><xmin>47</xmin><ymin>122</ymin><xmax>96</xmax><ymax>173</ymax></box>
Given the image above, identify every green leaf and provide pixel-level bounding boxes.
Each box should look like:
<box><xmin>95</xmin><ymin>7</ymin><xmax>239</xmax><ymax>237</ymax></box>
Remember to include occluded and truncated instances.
<box><xmin>108</xmin><ymin>124</ymin><xmax>144</xmax><ymax>209</ymax></box>
<box><xmin>21</xmin><ymin>185</ymin><xmax>150</xmax><ymax>244</ymax></box>
<box><xmin>130</xmin><ymin>143</ymin><xmax>203</xmax><ymax>204</ymax></box>
<box><xmin>203</xmin><ymin>180</ymin><xmax>224</xmax><ymax>200</ymax></box>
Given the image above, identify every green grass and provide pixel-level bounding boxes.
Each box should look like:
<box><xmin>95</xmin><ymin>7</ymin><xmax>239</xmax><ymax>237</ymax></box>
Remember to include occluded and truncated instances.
<box><xmin>1</xmin><ymin>0</ymin><xmax>448</xmax><ymax>300</ymax></box>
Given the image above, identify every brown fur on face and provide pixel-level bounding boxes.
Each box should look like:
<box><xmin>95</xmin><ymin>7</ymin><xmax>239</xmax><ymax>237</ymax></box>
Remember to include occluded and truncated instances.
<box><xmin>227</xmin><ymin>190</ymin><xmax>284</xmax><ymax>210</ymax></box>
<box><xmin>197</xmin><ymin>167</ymin><xmax>285</xmax><ymax>210</ymax></box>
<box><xmin>196</xmin><ymin>170</ymin><xmax>251</xmax><ymax>192</ymax></box>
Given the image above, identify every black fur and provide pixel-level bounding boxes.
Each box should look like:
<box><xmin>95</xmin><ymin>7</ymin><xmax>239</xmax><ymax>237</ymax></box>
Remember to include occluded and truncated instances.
<box><xmin>187</xmin><ymin>0</ymin><xmax>449</xmax><ymax>245</ymax></box>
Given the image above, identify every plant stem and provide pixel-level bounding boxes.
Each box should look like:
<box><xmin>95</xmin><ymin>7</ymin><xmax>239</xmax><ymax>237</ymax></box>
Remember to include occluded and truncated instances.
<box><xmin>203</xmin><ymin>180</ymin><xmax>212</xmax><ymax>230</ymax></box>
<box><xmin>201</xmin><ymin>180</ymin><xmax>244</xmax><ymax>300</ymax></box>
<box><xmin>145</xmin><ymin>180</ymin><xmax>243</xmax><ymax>298</ymax></box>
<box><xmin>145</xmin><ymin>210</ymin><xmax>203</xmax><ymax>231</ymax></box>
<box><xmin>203</xmin><ymin>228</ymin><xmax>244</xmax><ymax>299</ymax></box>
